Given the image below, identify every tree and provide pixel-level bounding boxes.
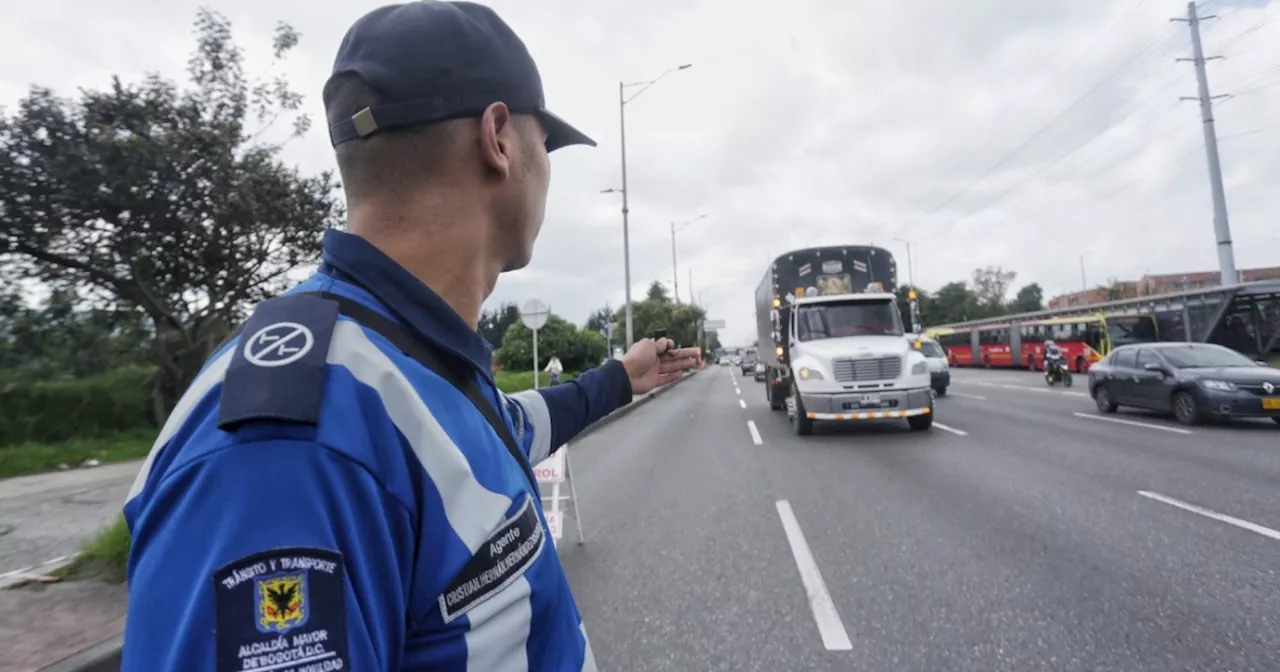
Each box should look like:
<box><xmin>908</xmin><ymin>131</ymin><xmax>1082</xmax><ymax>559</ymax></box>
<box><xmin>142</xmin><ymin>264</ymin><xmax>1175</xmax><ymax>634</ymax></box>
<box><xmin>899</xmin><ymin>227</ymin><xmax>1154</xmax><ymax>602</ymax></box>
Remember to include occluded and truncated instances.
<box><xmin>645</xmin><ymin>281</ymin><xmax>671</xmax><ymax>303</ymax></box>
<box><xmin>479</xmin><ymin>302</ymin><xmax>519</xmax><ymax>349</ymax></box>
<box><xmin>0</xmin><ymin>289</ymin><xmax>149</xmax><ymax>379</ymax></box>
<box><xmin>495</xmin><ymin>314</ymin><xmax>607</xmax><ymax>373</ymax></box>
<box><xmin>1012</xmin><ymin>283</ymin><xmax>1044</xmax><ymax>314</ymax></box>
<box><xmin>970</xmin><ymin>266</ymin><xmax>1018</xmax><ymax>313</ymax></box>
<box><xmin>584</xmin><ymin>305</ymin><xmax>615</xmax><ymax>335</ymax></box>
<box><xmin>929</xmin><ymin>281</ymin><xmax>978</xmax><ymax>324</ymax></box>
<box><xmin>0</xmin><ymin>9</ymin><xmax>342</xmax><ymax>418</ymax></box>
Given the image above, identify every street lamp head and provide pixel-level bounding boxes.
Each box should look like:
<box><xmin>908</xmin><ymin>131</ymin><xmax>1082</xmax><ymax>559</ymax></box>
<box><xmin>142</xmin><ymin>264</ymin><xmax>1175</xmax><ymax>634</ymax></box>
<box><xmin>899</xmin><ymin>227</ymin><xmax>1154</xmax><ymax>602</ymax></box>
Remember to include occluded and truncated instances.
<box><xmin>601</xmin><ymin>187</ymin><xmax>623</xmax><ymax>194</ymax></box>
<box><xmin>677</xmin><ymin>64</ymin><xmax>693</xmax><ymax>70</ymax></box>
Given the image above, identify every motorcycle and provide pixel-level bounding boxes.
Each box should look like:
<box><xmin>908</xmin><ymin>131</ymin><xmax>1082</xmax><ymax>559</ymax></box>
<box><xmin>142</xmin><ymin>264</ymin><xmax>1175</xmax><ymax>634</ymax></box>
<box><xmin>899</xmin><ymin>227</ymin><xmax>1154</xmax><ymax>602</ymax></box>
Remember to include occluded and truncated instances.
<box><xmin>1044</xmin><ymin>356</ymin><xmax>1073</xmax><ymax>387</ymax></box>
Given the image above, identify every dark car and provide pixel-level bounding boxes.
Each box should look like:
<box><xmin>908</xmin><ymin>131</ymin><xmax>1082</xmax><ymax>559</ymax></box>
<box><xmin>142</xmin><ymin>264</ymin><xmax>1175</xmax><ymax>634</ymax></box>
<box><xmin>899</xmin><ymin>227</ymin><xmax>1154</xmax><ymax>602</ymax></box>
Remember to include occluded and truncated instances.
<box><xmin>1088</xmin><ymin>342</ymin><xmax>1280</xmax><ymax>426</ymax></box>
<box><xmin>740</xmin><ymin>349</ymin><xmax>758</xmax><ymax>375</ymax></box>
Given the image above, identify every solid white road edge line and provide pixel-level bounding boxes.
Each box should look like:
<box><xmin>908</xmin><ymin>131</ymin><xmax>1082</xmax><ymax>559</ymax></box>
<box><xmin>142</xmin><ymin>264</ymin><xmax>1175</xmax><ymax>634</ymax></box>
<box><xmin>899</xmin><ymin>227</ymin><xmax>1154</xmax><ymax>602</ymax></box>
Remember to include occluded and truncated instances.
<box><xmin>1138</xmin><ymin>490</ymin><xmax>1280</xmax><ymax>541</ymax></box>
<box><xmin>948</xmin><ymin>392</ymin><xmax>987</xmax><ymax>400</ymax></box>
<box><xmin>775</xmin><ymin>500</ymin><xmax>854</xmax><ymax>652</ymax></box>
<box><xmin>1072</xmin><ymin>412</ymin><xmax>1193</xmax><ymax>435</ymax></box>
<box><xmin>747</xmin><ymin>420</ymin><xmax>763</xmax><ymax>445</ymax></box>
<box><xmin>932</xmin><ymin>422</ymin><xmax>969</xmax><ymax>436</ymax></box>
<box><xmin>739</xmin><ymin>399</ymin><xmax>747</xmax><ymax>409</ymax></box>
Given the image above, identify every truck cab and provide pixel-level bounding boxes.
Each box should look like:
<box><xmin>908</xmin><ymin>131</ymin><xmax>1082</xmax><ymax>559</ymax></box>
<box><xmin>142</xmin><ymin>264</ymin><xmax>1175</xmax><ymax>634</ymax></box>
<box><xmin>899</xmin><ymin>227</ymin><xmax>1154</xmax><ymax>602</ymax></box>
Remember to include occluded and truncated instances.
<box><xmin>780</xmin><ymin>292</ymin><xmax>934</xmax><ymax>434</ymax></box>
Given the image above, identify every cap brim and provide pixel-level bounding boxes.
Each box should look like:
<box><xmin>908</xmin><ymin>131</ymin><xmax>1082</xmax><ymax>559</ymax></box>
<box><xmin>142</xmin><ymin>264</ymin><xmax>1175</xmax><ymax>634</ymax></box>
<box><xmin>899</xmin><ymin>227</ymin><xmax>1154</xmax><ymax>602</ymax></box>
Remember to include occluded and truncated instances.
<box><xmin>535</xmin><ymin>109</ymin><xmax>596</xmax><ymax>152</ymax></box>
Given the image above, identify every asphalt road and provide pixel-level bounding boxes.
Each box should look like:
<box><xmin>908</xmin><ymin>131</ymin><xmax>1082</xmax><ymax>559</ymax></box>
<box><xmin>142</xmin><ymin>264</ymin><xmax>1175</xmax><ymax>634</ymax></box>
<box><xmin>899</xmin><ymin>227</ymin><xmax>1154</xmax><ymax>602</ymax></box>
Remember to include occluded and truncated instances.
<box><xmin>0</xmin><ymin>461</ymin><xmax>137</xmax><ymax>583</ymax></box>
<box><xmin>557</xmin><ymin>365</ymin><xmax>1280</xmax><ymax>672</ymax></box>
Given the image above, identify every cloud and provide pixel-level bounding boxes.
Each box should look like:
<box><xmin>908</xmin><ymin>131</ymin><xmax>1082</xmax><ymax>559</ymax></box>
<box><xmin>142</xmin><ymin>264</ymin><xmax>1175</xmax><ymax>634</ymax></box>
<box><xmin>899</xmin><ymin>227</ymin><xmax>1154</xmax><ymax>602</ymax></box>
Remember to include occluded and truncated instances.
<box><xmin>4</xmin><ymin>0</ymin><xmax>1278</xmax><ymax>346</ymax></box>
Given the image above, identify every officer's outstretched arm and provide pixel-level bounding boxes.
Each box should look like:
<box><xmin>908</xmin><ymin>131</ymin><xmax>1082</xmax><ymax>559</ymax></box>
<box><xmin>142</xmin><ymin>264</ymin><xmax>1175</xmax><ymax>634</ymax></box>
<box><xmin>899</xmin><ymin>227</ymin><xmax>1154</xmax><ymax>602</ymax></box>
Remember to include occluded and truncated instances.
<box><xmin>506</xmin><ymin>359</ymin><xmax>633</xmax><ymax>463</ymax></box>
<box><xmin>121</xmin><ymin>439</ymin><xmax>412</xmax><ymax>671</ymax></box>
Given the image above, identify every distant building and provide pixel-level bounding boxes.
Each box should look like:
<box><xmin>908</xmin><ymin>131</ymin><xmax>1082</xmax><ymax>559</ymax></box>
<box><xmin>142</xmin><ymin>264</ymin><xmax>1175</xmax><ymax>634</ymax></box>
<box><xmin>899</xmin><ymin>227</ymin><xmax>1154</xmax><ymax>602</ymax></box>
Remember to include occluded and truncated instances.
<box><xmin>1047</xmin><ymin>266</ymin><xmax>1280</xmax><ymax>310</ymax></box>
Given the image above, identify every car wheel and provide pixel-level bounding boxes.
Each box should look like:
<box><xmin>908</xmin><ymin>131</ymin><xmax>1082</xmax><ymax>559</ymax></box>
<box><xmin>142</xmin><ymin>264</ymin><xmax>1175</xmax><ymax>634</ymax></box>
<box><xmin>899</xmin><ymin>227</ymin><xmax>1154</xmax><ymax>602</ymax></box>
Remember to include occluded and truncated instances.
<box><xmin>1172</xmin><ymin>390</ymin><xmax>1201</xmax><ymax>426</ymax></box>
<box><xmin>1093</xmin><ymin>385</ymin><xmax>1118</xmax><ymax>413</ymax></box>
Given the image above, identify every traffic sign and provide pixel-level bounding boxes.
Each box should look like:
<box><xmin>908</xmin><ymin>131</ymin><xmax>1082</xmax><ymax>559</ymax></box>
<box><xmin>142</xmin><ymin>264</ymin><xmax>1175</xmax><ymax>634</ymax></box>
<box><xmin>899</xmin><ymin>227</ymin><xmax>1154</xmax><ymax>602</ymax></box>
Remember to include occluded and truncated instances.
<box><xmin>520</xmin><ymin>299</ymin><xmax>549</xmax><ymax>330</ymax></box>
<box><xmin>537</xmin><ymin>445</ymin><xmax>584</xmax><ymax>547</ymax></box>
<box><xmin>703</xmin><ymin>319</ymin><xmax>725</xmax><ymax>331</ymax></box>
<box><xmin>533</xmin><ymin>450</ymin><xmax>565</xmax><ymax>483</ymax></box>
<box><xmin>544</xmin><ymin>510</ymin><xmax>563</xmax><ymax>541</ymax></box>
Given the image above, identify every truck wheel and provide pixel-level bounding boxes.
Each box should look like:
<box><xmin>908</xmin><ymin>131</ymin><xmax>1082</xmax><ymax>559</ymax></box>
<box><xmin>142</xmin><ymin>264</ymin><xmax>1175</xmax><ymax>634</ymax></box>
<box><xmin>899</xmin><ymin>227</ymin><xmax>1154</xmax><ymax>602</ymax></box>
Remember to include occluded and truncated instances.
<box><xmin>934</xmin><ymin>386</ymin><xmax>947</xmax><ymax>397</ymax></box>
<box><xmin>767</xmin><ymin>380</ymin><xmax>784</xmax><ymax>411</ymax></box>
<box><xmin>908</xmin><ymin>407</ymin><xmax>934</xmax><ymax>431</ymax></box>
<box><xmin>790</xmin><ymin>388</ymin><xmax>814</xmax><ymax>436</ymax></box>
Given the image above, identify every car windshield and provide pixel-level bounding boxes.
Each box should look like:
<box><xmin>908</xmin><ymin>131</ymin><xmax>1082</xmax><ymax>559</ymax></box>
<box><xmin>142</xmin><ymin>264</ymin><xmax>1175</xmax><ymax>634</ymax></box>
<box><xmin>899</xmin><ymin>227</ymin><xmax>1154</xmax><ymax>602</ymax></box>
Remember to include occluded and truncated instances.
<box><xmin>796</xmin><ymin>299</ymin><xmax>903</xmax><ymax>341</ymax></box>
<box><xmin>918</xmin><ymin>341</ymin><xmax>945</xmax><ymax>358</ymax></box>
<box><xmin>1160</xmin><ymin>345</ymin><xmax>1255</xmax><ymax>369</ymax></box>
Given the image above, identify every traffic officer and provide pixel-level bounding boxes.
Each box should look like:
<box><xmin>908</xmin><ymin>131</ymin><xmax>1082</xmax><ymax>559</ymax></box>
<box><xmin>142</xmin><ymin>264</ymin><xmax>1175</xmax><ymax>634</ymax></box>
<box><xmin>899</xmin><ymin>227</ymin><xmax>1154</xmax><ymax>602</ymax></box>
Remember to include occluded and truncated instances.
<box><xmin>119</xmin><ymin>2</ymin><xmax>700</xmax><ymax>670</ymax></box>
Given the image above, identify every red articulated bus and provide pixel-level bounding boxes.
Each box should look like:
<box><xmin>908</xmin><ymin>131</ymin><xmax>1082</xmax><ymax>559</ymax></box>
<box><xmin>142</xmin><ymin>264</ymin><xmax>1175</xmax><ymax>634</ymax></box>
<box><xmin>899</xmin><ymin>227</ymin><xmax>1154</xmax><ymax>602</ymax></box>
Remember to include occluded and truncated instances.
<box><xmin>927</xmin><ymin>313</ymin><xmax>1159</xmax><ymax>373</ymax></box>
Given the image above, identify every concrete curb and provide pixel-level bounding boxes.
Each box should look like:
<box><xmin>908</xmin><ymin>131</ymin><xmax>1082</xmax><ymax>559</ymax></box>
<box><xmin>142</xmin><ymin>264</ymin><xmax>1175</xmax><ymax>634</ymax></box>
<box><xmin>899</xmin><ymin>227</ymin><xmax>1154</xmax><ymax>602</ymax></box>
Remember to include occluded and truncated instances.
<box><xmin>46</xmin><ymin>370</ymin><xmax>700</xmax><ymax>672</ymax></box>
<box><xmin>38</xmin><ymin>633</ymin><xmax>123</xmax><ymax>672</ymax></box>
<box><xmin>570</xmin><ymin>369</ymin><xmax>698</xmax><ymax>444</ymax></box>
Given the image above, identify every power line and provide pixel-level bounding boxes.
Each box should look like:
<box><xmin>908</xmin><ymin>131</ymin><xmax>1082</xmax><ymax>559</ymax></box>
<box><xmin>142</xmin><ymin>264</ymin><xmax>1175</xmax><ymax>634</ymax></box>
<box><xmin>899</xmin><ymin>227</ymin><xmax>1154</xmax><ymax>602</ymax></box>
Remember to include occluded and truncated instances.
<box><xmin>906</xmin><ymin>0</ymin><xmax>1157</xmax><ymax>216</ymax></box>
<box><xmin>915</xmin><ymin>27</ymin><xmax>1181</xmax><ymax>231</ymax></box>
<box><xmin>931</xmin><ymin>40</ymin><xmax>1187</xmax><ymax>225</ymax></box>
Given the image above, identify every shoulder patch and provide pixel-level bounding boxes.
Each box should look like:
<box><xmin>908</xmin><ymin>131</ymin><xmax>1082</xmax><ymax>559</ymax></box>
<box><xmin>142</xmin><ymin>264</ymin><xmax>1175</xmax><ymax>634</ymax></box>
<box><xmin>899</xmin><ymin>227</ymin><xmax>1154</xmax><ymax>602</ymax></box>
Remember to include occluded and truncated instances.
<box><xmin>213</xmin><ymin>547</ymin><xmax>349</xmax><ymax>672</ymax></box>
<box><xmin>438</xmin><ymin>494</ymin><xmax>546</xmax><ymax>623</ymax></box>
<box><xmin>218</xmin><ymin>293</ymin><xmax>340</xmax><ymax>431</ymax></box>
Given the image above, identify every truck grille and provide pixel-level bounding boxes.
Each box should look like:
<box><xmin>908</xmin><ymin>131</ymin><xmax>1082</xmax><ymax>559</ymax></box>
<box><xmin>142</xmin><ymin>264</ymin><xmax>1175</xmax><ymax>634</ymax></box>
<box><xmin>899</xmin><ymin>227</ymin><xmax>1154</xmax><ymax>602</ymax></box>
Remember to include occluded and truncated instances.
<box><xmin>832</xmin><ymin>356</ymin><xmax>902</xmax><ymax>382</ymax></box>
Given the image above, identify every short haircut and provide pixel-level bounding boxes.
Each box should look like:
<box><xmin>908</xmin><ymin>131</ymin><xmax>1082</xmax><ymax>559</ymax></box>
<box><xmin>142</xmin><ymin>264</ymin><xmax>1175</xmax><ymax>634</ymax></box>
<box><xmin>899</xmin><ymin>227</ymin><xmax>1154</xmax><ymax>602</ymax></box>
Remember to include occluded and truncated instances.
<box><xmin>323</xmin><ymin>73</ymin><xmax>460</xmax><ymax>201</ymax></box>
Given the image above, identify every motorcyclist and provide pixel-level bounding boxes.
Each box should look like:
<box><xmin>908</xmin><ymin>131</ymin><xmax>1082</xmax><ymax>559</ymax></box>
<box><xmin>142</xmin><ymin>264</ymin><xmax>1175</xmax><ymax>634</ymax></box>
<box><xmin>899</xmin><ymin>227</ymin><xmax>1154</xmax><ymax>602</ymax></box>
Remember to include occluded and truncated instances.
<box><xmin>1043</xmin><ymin>340</ymin><xmax>1065</xmax><ymax>374</ymax></box>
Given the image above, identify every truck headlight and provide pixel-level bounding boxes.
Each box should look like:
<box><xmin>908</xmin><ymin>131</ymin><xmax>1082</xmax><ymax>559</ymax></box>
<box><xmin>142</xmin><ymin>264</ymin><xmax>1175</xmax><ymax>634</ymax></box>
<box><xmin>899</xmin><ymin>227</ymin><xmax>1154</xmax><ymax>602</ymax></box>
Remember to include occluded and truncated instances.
<box><xmin>799</xmin><ymin>367</ymin><xmax>825</xmax><ymax>381</ymax></box>
<box><xmin>1202</xmin><ymin>380</ymin><xmax>1236</xmax><ymax>392</ymax></box>
<box><xmin>911</xmin><ymin>360</ymin><xmax>928</xmax><ymax>375</ymax></box>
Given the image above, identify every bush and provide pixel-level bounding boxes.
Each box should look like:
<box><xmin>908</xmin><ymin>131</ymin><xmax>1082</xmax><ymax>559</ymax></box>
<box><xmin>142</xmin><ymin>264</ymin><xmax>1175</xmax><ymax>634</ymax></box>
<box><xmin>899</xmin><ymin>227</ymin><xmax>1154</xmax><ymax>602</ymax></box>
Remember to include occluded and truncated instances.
<box><xmin>494</xmin><ymin>370</ymin><xmax>579</xmax><ymax>394</ymax></box>
<box><xmin>0</xmin><ymin>366</ymin><xmax>155</xmax><ymax>445</ymax></box>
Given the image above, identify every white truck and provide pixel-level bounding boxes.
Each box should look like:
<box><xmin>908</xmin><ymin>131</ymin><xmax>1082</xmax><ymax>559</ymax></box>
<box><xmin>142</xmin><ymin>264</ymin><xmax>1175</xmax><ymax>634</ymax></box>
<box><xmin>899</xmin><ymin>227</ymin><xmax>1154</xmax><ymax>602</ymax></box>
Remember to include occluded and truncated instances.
<box><xmin>754</xmin><ymin>246</ymin><xmax>934</xmax><ymax>435</ymax></box>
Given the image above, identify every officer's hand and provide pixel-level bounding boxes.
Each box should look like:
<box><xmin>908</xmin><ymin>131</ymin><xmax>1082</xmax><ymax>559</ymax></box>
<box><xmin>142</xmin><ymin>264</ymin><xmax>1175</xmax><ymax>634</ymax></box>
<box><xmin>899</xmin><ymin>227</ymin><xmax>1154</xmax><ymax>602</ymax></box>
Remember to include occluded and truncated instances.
<box><xmin>621</xmin><ymin>338</ymin><xmax>701</xmax><ymax>395</ymax></box>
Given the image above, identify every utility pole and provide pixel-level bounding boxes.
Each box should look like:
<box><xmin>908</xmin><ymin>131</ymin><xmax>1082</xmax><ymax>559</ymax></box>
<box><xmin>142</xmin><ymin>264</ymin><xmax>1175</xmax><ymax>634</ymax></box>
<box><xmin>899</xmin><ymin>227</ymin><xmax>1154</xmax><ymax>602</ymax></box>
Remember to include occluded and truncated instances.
<box><xmin>670</xmin><ymin>221</ymin><xmax>679</xmax><ymax>303</ymax></box>
<box><xmin>1174</xmin><ymin>1</ymin><xmax>1238</xmax><ymax>286</ymax></box>
<box><xmin>617</xmin><ymin>82</ymin><xmax>635</xmax><ymax>348</ymax></box>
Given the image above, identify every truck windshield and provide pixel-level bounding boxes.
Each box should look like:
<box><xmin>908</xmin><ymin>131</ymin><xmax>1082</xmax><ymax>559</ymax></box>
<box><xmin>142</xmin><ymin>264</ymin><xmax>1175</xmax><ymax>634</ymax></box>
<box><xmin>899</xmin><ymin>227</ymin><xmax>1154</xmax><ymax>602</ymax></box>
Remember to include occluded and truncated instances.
<box><xmin>796</xmin><ymin>300</ymin><xmax>903</xmax><ymax>341</ymax></box>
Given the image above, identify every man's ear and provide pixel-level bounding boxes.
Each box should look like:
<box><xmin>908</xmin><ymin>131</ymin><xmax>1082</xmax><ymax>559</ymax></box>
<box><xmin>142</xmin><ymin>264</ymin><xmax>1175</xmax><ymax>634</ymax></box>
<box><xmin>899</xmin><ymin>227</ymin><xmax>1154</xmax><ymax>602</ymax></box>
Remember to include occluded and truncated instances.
<box><xmin>479</xmin><ymin>102</ymin><xmax>513</xmax><ymax>178</ymax></box>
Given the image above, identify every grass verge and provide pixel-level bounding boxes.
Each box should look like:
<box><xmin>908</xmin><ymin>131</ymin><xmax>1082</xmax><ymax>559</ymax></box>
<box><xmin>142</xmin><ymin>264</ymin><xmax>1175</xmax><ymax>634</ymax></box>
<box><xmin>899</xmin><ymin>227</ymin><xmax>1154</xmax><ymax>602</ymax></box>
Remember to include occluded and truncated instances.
<box><xmin>0</xmin><ymin>429</ymin><xmax>155</xmax><ymax>480</ymax></box>
<box><xmin>50</xmin><ymin>515</ymin><xmax>131</xmax><ymax>585</ymax></box>
<box><xmin>494</xmin><ymin>370</ymin><xmax>578</xmax><ymax>394</ymax></box>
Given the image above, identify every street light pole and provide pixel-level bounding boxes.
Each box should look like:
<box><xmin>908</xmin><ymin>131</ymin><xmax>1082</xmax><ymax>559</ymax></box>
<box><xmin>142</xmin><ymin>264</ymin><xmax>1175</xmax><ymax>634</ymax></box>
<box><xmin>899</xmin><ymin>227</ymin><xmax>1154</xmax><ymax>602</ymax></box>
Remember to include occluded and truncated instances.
<box><xmin>670</xmin><ymin>214</ymin><xmax>707</xmax><ymax>303</ymax></box>
<box><xmin>613</xmin><ymin>64</ymin><xmax>692</xmax><ymax>348</ymax></box>
<box><xmin>617</xmin><ymin>82</ymin><xmax>634</xmax><ymax>350</ymax></box>
<box><xmin>893</xmin><ymin>237</ymin><xmax>919</xmax><ymax>332</ymax></box>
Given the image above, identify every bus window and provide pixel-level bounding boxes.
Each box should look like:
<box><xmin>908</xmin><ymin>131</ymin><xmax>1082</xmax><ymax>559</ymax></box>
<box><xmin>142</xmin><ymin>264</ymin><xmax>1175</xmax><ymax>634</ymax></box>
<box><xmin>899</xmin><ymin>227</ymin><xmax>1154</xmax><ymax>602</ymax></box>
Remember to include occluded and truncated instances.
<box><xmin>1107</xmin><ymin>315</ymin><xmax>1158</xmax><ymax>348</ymax></box>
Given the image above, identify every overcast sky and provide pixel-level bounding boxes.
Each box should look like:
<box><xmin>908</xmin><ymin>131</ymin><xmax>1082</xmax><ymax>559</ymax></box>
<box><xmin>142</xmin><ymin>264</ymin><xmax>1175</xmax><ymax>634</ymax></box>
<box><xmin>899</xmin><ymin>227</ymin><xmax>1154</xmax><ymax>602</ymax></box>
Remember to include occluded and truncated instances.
<box><xmin>4</xmin><ymin>0</ymin><xmax>1278</xmax><ymax>345</ymax></box>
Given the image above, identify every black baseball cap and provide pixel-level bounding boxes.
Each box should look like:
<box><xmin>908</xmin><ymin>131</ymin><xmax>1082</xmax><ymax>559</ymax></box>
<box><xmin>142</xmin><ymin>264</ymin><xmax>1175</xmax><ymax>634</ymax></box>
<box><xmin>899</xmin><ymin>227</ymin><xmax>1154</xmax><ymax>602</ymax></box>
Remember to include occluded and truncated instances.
<box><xmin>325</xmin><ymin>1</ymin><xmax>596</xmax><ymax>152</ymax></box>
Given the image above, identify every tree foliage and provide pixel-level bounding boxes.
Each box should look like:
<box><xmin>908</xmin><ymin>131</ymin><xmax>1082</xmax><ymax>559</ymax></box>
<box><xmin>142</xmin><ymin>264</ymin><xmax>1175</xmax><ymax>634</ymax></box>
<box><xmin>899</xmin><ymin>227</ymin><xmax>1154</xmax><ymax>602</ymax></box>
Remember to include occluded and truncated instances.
<box><xmin>911</xmin><ymin>267</ymin><xmax>1047</xmax><ymax>326</ymax></box>
<box><xmin>645</xmin><ymin>281</ymin><xmax>671</xmax><ymax>303</ymax></box>
<box><xmin>0</xmin><ymin>289</ymin><xmax>149</xmax><ymax>379</ymax></box>
<box><xmin>479</xmin><ymin>302</ymin><xmax>519</xmax><ymax>349</ymax></box>
<box><xmin>0</xmin><ymin>8</ymin><xmax>343</xmax><ymax>416</ymax></box>
<box><xmin>1012</xmin><ymin>283</ymin><xmax>1044</xmax><ymax>314</ymax></box>
<box><xmin>495</xmin><ymin>314</ymin><xmax>607</xmax><ymax>373</ymax></box>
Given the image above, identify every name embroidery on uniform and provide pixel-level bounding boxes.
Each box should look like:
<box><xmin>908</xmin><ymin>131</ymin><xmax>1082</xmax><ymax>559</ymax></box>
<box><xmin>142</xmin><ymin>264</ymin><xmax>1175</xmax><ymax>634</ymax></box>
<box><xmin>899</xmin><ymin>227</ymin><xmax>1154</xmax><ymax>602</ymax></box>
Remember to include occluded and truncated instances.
<box><xmin>438</xmin><ymin>495</ymin><xmax>545</xmax><ymax>623</ymax></box>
